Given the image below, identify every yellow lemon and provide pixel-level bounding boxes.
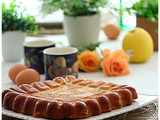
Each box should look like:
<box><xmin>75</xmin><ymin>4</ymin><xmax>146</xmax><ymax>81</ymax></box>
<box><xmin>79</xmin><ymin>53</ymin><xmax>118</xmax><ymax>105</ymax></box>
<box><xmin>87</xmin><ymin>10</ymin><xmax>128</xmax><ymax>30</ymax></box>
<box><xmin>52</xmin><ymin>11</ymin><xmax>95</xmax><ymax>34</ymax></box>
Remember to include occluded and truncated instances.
<box><xmin>122</xmin><ymin>27</ymin><xmax>154</xmax><ymax>63</ymax></box>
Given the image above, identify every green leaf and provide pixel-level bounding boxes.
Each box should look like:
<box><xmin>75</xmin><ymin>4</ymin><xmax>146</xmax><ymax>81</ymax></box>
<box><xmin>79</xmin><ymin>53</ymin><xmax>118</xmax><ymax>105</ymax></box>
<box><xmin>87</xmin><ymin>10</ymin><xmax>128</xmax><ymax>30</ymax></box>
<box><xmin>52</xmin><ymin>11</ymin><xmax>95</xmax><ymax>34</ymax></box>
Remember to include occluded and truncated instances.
<box><xmin>75</xmin><ymin>42</ymin><xmax>102</xmax><ymax>55</ymax></box>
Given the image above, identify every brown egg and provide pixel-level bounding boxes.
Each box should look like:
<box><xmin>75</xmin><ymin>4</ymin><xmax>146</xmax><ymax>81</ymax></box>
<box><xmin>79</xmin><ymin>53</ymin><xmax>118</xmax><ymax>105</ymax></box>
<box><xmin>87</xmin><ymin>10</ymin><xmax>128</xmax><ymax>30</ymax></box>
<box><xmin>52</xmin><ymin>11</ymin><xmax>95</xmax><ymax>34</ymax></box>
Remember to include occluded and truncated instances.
<box><xmin>8</xmin><ymin>64</ymin><xmax>28</xmax><ymax>83</ymax></box>
<box><xmin>15</xmin><ymin>69</ymin><xmax>40</xmax><ymax>86</ymax></box>
<box><xmin>103</xmin><ymin>23</ymin><xmax>120</xmax><ymax>39</ymax></box>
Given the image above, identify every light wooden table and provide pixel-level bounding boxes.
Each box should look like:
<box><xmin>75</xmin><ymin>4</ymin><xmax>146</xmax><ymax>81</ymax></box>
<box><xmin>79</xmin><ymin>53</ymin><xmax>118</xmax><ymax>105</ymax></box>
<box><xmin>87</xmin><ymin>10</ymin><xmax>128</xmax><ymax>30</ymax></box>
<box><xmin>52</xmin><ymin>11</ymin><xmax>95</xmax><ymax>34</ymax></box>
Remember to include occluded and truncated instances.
<box><xmin>2</xmin><ymin>30</ymin><xmax>158</xmax><ymax>119</ymax></box>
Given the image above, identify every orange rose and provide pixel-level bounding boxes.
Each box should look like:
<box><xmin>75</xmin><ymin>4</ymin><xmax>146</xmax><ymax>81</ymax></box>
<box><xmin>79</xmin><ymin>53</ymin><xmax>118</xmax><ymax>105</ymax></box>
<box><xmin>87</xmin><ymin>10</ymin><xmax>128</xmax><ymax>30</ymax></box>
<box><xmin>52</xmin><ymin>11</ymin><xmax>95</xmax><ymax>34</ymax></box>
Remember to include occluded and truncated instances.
<box><xmin>78</xmin><ymin>50</ymin><xmax>101</xmax><ymax>72</ymax></box>
<box><xmin>103</xmin><ymin>49</ymin><xmax>111</xmax><ymax>58</ymax></box>
<box><xmin>112</xmin><ymin>50</ymin><xmax>130</xmax><ymax>63</ymax></box>
<box><xmin>101</xmin><ymin>49</ymin><xmax>130</xmax><ymax>76</ymax></box>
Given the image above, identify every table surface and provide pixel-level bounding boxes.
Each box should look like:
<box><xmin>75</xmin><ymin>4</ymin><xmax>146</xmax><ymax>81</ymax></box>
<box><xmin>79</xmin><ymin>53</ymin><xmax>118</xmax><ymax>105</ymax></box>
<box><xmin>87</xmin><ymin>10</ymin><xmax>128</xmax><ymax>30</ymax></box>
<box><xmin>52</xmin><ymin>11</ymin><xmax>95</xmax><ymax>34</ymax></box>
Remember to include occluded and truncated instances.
<box><xmin>2</xmin><ymin>30</ymin><xmax>158</xmax><ymax>119</ymax></box>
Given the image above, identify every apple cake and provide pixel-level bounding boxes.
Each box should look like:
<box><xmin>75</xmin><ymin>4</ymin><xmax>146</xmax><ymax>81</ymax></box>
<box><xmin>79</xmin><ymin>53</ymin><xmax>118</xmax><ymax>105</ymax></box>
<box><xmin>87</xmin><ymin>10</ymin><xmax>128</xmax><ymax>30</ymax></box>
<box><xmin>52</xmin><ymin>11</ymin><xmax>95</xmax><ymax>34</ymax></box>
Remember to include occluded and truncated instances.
<box><xmin>2</xmin><ymin>75</ymin><xmax>138</xmax><ymax>119</ymax></box>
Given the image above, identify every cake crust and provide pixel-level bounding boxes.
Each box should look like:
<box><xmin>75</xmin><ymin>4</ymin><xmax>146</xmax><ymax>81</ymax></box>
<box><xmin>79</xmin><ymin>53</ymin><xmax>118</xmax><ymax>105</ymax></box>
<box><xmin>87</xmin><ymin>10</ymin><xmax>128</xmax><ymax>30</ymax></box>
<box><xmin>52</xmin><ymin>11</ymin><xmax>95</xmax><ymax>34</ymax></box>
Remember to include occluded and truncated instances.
<box><xmin>2</xmin><ymin>75</ymin><xmax>138</xmax><ymax>119</ymax></box>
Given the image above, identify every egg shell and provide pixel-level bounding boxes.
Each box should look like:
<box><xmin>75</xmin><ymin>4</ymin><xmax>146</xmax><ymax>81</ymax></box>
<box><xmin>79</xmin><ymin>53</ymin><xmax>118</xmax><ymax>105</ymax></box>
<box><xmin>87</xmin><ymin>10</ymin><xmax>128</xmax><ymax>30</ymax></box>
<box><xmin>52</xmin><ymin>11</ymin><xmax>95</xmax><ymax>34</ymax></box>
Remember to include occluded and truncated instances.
<box><xmin>8</xmin><ymin>64</ymin><xmax>28</xmax><ymax>83</ymax></box>
<box><xmin>15</xmin><ymin>69</ymin><xmax>40</xmax><ymax>86</ymax></box>
<box><xmin>103</xmin><ymin>23</ymin><xmax>120</xmax><ymax>39</ymax></box>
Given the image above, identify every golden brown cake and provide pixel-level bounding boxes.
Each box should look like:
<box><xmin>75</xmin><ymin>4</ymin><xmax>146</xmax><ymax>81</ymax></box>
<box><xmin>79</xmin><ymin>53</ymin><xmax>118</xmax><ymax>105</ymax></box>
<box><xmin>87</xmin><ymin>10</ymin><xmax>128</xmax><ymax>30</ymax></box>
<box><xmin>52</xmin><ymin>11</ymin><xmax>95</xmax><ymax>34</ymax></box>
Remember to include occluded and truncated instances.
<box><xmin>2</xmin><ymin>75</ymin><xmax>138</xmax><ymax>119</ymax></box>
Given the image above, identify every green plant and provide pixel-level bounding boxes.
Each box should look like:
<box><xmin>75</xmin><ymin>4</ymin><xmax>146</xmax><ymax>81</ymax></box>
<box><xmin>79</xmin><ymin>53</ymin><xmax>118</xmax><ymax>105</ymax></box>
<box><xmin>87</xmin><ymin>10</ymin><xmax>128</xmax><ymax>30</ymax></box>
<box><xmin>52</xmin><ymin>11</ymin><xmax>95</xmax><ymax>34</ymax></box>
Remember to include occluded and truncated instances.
<box><xmin>39</xmin><ymin>0</ymin><xmax>108</xmax><ymax>16</ymax></box>
<box><xmin>126</xmin><ymin>0</ymin><xmax>158</xmax><ymax>23</ymax></box>
<box><xmin>2</xmin><ymin>0</ymin><xmax>41</xmax><ymax>34</ymax></box>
